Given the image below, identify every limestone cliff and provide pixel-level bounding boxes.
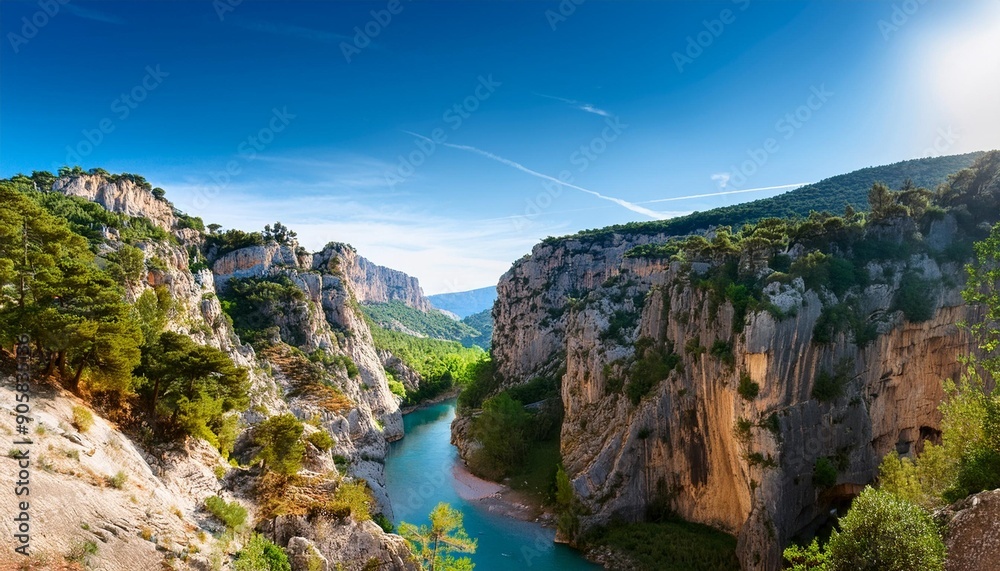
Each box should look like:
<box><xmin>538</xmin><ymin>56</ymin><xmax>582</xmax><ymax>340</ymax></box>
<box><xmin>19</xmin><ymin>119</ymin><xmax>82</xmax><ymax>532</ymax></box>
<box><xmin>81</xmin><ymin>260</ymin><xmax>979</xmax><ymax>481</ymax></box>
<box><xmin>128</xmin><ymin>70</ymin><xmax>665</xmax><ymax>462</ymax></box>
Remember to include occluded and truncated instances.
<box><xmin>3</xmin><ymin>172</ymin><xmax>417</xmax><ymax>571</ymax></box>
<box><xmin>315</xmin><ymin>243</ymin><xmax>432</xmax><ymax>312</ymax></box>
<box><xmin>53</xmin><ymin>173</ymin><xmax>177</xmax><ymax>231</ymax></box>
<box><xmin>488</xmin><ymin>218</ymin><xmax>982</xmax><ymax>570</ymax></box>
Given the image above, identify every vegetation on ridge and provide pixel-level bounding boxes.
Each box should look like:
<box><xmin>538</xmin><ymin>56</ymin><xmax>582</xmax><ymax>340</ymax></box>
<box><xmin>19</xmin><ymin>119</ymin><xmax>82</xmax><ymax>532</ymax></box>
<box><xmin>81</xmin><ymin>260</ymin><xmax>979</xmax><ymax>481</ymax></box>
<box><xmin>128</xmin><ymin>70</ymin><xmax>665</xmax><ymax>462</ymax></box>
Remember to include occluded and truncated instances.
<box><xmin>548</xmin><ymin>152</ymin><xmax>981</xmax><ymax>246</ymax></box>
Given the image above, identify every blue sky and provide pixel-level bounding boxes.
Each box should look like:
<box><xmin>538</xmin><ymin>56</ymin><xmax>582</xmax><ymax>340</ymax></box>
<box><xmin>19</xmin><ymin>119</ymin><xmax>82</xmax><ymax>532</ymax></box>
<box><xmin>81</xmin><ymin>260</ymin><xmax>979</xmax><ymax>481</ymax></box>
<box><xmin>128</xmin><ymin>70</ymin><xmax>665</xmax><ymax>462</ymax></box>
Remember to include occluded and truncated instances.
<box><xmin>2</xmin><ymin>0</ymin><xmax>999</xmax><ymax>293</ymax></box>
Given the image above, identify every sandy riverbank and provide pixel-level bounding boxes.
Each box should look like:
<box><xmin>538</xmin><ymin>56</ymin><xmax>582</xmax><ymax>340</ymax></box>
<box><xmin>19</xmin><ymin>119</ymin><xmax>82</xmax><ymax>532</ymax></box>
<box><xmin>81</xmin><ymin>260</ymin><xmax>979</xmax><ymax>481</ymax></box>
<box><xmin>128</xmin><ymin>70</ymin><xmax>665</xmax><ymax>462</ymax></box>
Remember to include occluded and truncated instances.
<box><xmin>451</xmin><ymin>461</ymin><xmax>555</xmax><ymax>525</ymax></box>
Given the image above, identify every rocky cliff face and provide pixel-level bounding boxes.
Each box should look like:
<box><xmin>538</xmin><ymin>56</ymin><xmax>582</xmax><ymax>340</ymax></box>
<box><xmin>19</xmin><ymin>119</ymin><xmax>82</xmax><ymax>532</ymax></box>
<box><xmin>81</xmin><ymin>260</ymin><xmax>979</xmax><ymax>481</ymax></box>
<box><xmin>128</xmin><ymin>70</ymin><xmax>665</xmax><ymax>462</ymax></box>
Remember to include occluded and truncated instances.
<box><xmin>939</xmin><ymin>488</ymin><xmax>1000</xmax><ymax>571</ymax></box>
<box><xmin>313</xmin><ymin>244</ymin><xmax>432</xmax><ymax>312</ymax></box>
<box><xmin>8</xmin><ymin>173</ymin><xmax>418</xmax><ymax>570</ymax></box>
<box><xmin>53</xmin><ymin>174</ymin><xmax>177</xmax><ymax>231</ymax></box>
<box><xmin>489</xmin><ymin>222</ymin><xmax>980</xmax><ymax>570</ymax></box>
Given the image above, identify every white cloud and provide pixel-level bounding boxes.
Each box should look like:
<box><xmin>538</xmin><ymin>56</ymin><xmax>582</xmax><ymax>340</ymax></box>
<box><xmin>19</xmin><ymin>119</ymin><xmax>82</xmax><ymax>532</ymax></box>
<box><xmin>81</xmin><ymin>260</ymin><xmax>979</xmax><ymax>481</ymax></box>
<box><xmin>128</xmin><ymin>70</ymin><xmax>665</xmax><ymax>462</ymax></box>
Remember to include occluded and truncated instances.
<box><xmin>159</xmin><ymin>178</ymin><xmax>550</xmax><ymax>294</ymax></box>
<box><xmin>710</xmin><ymin>172</ymin><xmax>731</xmax><ymax>189</ymax></box>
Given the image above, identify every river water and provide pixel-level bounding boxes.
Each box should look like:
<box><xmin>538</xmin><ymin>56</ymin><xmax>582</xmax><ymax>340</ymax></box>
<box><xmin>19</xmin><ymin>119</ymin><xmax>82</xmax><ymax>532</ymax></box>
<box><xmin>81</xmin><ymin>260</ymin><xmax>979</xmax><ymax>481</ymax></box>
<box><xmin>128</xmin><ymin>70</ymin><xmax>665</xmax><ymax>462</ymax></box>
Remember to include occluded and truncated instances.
<box><xmin>384</xmin><ymin>400</ymin><xmax>599</xmax><ymax>570</ymax></box>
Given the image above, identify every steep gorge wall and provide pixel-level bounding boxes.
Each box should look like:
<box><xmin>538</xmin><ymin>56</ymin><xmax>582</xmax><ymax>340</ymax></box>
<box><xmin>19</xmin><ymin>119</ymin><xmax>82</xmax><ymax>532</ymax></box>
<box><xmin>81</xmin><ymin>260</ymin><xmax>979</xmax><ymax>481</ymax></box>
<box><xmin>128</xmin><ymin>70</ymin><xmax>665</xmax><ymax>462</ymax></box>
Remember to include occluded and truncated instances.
<box><xmin>30</xmin><ymin>174</ymin><xmax>415</xmax><ymax>570</ymax></box>
<box><xmin>323</xmin><ymin>245</ymin><xmax>432</xmax><ymax>311</ymax></box>
<box><xmin>491</xmin><ymin>226</ymin><xmax>979</xmax><ymax>570</ymax></box>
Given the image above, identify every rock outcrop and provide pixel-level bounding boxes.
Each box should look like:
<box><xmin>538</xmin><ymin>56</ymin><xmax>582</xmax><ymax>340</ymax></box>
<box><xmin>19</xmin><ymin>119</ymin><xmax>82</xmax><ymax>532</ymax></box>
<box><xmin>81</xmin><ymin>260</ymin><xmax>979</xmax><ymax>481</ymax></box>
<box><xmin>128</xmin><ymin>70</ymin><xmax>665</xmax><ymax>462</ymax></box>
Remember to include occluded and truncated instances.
<box><xmin>313</xmin><ymin>243</ymin><xmax>432</xmax><ymax>311</ymax></box>
<box><xmin>53</xmin><ymin>174</ymin><xmax>177</xmax><ymax>231</ymax></box>
<box><xmin>939</xmin><ymin>488</ymin><xmax>1000</xmax><ymax>571</ymax></box>
<box><xmin>487</xmin><ymin>220</ymin><xmax>981</xmax><ymax>570</ymax></box>
<box><xmin>264</xmin><ymin>515</ymin><xmax>418</xmax><ymax>571</ymax></box>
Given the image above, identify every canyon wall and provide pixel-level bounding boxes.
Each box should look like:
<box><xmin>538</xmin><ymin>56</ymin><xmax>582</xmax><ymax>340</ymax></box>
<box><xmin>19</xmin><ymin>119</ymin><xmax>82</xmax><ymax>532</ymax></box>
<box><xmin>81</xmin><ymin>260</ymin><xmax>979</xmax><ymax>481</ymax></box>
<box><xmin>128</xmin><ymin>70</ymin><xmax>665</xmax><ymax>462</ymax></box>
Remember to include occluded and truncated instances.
<box><xmin>490</xmin><ymin>223</ymin><xmax>979</xmax><ymax>570</ymax></box>
<box><xmin>9</xmin><ymin>173</ymin><xmax>418</xmax><ymax>570</ymax></box>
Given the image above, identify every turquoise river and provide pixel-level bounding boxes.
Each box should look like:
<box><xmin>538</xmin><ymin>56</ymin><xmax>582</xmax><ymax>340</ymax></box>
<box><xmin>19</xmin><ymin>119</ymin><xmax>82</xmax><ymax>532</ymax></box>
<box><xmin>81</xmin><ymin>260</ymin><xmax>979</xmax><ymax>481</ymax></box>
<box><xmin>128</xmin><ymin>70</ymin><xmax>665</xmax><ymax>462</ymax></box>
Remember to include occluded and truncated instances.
<box><xmin>384</xmin><ymin>400</ymin><xmax>599</xmax><ymax>570</ymax></box>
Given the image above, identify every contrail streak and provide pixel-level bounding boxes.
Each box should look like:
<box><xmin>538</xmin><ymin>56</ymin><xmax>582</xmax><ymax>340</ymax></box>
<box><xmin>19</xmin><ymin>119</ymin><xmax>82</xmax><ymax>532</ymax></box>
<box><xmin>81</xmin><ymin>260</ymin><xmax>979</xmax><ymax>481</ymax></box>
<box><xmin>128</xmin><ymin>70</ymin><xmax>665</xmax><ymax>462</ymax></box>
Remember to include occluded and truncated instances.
<box><xmin>640</xmin><ymin>183</ymin><xmax>812</xmax><ymax>204</ymax></box>
<box><xmin>402</xmin><ymin>132</ymin><xmax>666</xmax><ymax>220</ymax></box>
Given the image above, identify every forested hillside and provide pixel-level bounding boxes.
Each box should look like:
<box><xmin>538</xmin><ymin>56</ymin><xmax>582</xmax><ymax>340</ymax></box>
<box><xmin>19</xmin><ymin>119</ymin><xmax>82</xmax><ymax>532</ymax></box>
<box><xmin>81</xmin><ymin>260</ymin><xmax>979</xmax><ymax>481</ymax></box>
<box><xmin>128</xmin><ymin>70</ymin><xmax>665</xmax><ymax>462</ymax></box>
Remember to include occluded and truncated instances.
<box><xmin>559</xmin><ymin>152</ymin><xmax>982</xmax><ymax>245</ymax></box>
<box><xmin>362</xmin><ymin>300</ymin><xmax>492</xmax><ymax>350</ymax></box>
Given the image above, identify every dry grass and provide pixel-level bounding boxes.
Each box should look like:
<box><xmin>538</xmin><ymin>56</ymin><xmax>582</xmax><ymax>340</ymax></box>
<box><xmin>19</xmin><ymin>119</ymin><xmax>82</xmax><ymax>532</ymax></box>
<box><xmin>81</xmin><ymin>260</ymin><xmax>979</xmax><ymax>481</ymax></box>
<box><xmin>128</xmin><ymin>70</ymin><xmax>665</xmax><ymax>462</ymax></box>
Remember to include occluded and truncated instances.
<box><xmin>262</xmin><ymin>345</ymin><xmax>354</xmax><ymax>414</ymax></box>
<box><xmin>254</xmin><ymin>471</ymin><xmax>372</xmax><ymax>522</ymax></box>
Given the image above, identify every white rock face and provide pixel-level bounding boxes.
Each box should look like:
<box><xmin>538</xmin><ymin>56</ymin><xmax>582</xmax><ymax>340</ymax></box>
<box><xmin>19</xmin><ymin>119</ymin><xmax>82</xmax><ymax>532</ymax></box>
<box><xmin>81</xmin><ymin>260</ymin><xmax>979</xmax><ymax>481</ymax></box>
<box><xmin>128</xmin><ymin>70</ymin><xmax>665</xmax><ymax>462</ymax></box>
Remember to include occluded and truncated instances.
<box><xmin>53</xmin><ymin>174</ymin><xmax>177</xmax><ymax>230</ymax></box>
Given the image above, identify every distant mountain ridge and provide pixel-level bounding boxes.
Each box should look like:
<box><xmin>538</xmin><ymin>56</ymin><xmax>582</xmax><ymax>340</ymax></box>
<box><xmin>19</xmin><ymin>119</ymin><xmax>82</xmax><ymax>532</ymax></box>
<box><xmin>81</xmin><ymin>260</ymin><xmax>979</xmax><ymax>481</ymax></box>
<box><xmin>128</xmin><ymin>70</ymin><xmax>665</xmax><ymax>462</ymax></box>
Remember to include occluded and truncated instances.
<box><xmin>428</xmin><ymin>286</ymin><xmax>498</xmax><ymax>318</ymax></box>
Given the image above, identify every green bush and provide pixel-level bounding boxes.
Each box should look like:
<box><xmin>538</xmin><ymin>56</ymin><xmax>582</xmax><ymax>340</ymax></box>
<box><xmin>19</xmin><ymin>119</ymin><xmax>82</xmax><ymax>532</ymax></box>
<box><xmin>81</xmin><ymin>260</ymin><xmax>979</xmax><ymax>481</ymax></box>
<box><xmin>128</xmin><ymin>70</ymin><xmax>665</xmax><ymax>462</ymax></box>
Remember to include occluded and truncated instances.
<box><xmin>387</xmin><ymin>378</ymin><xmax>406</xmax><ymax>399</ymax></box>
<box><xmin>737</xmin><ymin>373</ymin><xmax>759</xmax><ymax>400</ymax></box>
<box><xmin>305</xmin><ymin>430</ymin><xmax>334</xmax><ymax>452</ymax></box>
<box><xmin>206</xmin><ymin>229</ymin><xmax>266</xmax><ymax>258</ymax></box>
<box><xmin>826</xmin><ymin>487</ymin><xmax>945</xmax><ymax>571</ymax></box>
<box><xmin>329</xmin><ymin>480</ymin><xmax>373</xmax><ymax>522</ymax></box>
<box><xmin>234</xmin><ymin>533</ymin><xmax>291</xmax><ymax>571</ymax></box>
<box><xmin>505</xmin><ymin>375</ymin><xmax>559</xmax><ymax>405</ymax></box>
<box><xmin>709</xmin><ymin>339</ymin><xmax>735</xmax><ymax>367</ymax></box>
<box><xmin>204</xmin><ymin>495</ymin><xmax>248</xmax><ymax>531</ymax></box>
<box><xmin>253</xmin><ymin>414</ymin><xmax>305</xmax><ymax>476</ymax></box>
<box><xmin>813</xmin><ymin>457</ymin><xmax>838</xmax><ymax>488</ymax></box>
<box><xmin>813</xmin><ymin>361</ymin><xmax>853</xmax><ymax>402</ymax></box>
<box><xmin>71</xmin><ymin>406</ymin><xmax>94</xmax><ymax>433</ymax></box>
<box><xmin>374</xmin><ymin>513</ymin><xmax>395</xmax><ymax>533</ymax></box>
<box><xmin>626</xmin><ymin>342</ymin><xmax>681</xmax><ymax>405</ymax></box>
<box><xmin>589</xmin><ymin>519</ymin><xmax>739</xmax><ymax>571</ymax></box>
<box><xmin>456</xmin><ymin>357</ymin><xmax>499</xmax><ymax>412</ymax></box>
<box><xmin>895</xmin><ymin>272</ymin><xmax>936</xmax><ymax>323</ymax></box>
<box><xmin>106</xmin><ymin>471</ymin><xmax>128</xmax><ymax>489</ymax></box>
<box><xmin>219</xmin><ymin>275</ymin><xmax>307</xmax><ymax>346</ymax></box>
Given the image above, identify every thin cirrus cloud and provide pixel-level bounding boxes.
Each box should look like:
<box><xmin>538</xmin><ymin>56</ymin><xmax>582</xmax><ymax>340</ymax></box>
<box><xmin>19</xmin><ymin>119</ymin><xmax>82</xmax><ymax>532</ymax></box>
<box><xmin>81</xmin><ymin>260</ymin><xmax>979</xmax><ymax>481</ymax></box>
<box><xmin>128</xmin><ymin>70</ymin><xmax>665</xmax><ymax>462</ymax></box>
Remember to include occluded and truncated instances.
<box><xmin>534</xmin><ymin>93</ymin><xmax>612</xmax><ymax>118</ymax></box>
<box><xmin>402</xmin><ymin>131</ymin><xmax>669</xmax><ymax>220</ymax></box>
<box><xmin>640</xmin><ymin>182</ymin><xmax>812</xmax><ymax>204</ymax></box>
<box><xmin>233</xmin><ymin>19</ymin><xmax>353</xmax><ymax>44</ymax></box>
<box><xmin>64</xmin><ymin>3</ymin><xmax>127</xmax><ymax>25</ymax></box>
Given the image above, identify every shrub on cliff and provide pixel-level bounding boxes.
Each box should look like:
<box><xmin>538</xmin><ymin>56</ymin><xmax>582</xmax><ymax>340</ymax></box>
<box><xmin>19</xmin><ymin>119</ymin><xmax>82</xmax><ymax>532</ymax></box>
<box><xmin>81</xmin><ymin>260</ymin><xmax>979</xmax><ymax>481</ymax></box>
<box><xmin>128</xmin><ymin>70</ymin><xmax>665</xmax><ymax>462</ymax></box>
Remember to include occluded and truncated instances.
<box><xmin>204</xmin><ymin>495</ymin><xmax>247</xmax><ymax>532</ymax></box>
<box><xmin>894</xmin><ymin>272</ymin><xmax>936</xmax><ymax>323</ymax></box>
<box><xmin>253</xmin><ymin>414</ymin><xmax>306</xmax><ymax>476</ymax></box>
<box><xmin>206</xmin><ymin>228</ymin><xmax>265</xmax><ymax>258</ymax></box>
<box><xmin>783</xmin><ymin>488</ymin><xmax>945</xmax><ymax>571</ymax></box>
<box><xmin>136</xmin><ymin>331</ymin><xmax>249</xmax><ymax>454</ymax></box>
<box><xmin>827</xmin><ymin>487</ymin><xmax>944</xmax><ymax>571</ymax></box>
<box><xmin>234</xmin><ymin>533</ymin><xmax>291</xmax><ymax>571</ymax></box>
